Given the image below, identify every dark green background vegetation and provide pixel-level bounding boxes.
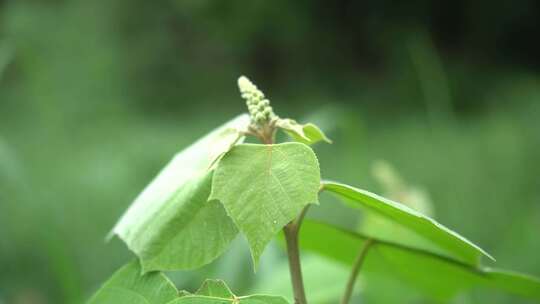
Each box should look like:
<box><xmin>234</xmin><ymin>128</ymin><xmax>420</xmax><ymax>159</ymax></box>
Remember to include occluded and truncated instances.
<box><xmin>1</xmin><ymin>1</ymin><xmax>539</xmax><ymax>303</ymax></box>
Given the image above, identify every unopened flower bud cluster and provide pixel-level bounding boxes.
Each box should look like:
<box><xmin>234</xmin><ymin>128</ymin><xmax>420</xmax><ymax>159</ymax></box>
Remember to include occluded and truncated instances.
<box><xmin>238</xmin><ymin>76</ymin><xmax>277</xmax><ymax>126</ymax></box>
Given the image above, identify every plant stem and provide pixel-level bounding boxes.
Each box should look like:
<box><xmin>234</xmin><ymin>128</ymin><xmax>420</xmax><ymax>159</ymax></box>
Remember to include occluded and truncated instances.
<box><xmin>284</xmin><ymin>217</ymin><xmax>308</xmax><ymax>304</ymax></box>
<box><xmin>340</xmin><ymin>238</ymin><xmax>375</xmax><ymax>304</ymax></box>
<box><xmin>254</xmin><ymin>121</ymin><xmax>307</xmax><ymax>303</ymax></box>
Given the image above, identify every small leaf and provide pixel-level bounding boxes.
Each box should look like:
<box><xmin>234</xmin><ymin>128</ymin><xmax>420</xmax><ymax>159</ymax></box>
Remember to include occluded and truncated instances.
<box><xmin>111</xmin><ymin>115</ymin><xmax>250</xmax><ymax>272</ymax></box>
<box><xmin>210</xmin><ymin>143</ymin><xmax>320</xmax><ymax>268</ymax></box>
<box><xmin>173</xmin><ymin>295</ymin><xmax>289</xmax><ymax>304</ymax></box>
<box><xmin>195</xmin><ymin>279</ymin><xmax>234</xmax><ymax>298</ymax></box>
<box><xmin>88</xmin><ymin>264</ymin><xmax>290</xmax><ymax>304</ymax></box>
<box><xmin>88</xmin><ymin>260</ymin><xmax>177</xmax><ymax>304</ymax></box>
<box><xmin>322</xmin><ymin>181</ymin><xmax>493</xmax><ymax>265</ymax></box>
<box><xmin>172</xmin><ymin>280</ymin><xmax>289</xmax><ymax>304</ymax></box>
<box><xmin>276</xmin><ymin>118</ymin><xmax>332</xmax><ymax>145</ymax></box>
<box><xmin>300</xmin><ymin>221</ymin><xmax>540</xmax><ymax>301</ymax></box>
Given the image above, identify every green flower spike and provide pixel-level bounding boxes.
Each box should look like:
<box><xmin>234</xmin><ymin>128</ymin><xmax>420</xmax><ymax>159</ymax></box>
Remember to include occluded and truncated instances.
<box><xmin>238</xmin><ymin>76</ymin><xmax>277</xmax><ymax>127</ymax></box>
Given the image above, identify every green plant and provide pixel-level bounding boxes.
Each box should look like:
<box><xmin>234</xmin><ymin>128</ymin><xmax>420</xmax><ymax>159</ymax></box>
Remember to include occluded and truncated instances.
<box><xmin>89</xmin><ymin>76</ymin><xmax>540</xmax><ymax>304</ymax></box>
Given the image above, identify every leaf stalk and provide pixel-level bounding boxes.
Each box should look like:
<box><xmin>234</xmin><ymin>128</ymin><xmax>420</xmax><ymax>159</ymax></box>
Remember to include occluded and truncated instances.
<box><xmin>340</xmin><ymin>238</ymin><xmax>375</xmax><ymax>304</ymax></box>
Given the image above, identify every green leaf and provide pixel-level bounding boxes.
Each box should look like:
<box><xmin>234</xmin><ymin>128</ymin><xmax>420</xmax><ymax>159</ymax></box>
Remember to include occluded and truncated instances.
<box><xmin>276</xmin><ymin>118</ymin><xmax>332</xmax><ymax>145</ymax></box>
<box><xmin>111</xmin><ymin>115</ymin><xmax>250</xmax><ymax>272</ymax></box>
<box><xmin>210</xmin><ymin>143</ymin><xmax>320</xmax><ymax>268</ymax></box>
<box><xmin>194</xmin><ymin>279</ymin><xmax>234</xmax><ymax>298</ymax></box>
<box><xmin>88</xmin><ymin>260</ymin><xmax>177</xmax><ymax>304</ymax></box>
<box><xmin>88</xmin><ymin>264</ymin><xmax>290</xmax><ymax>304</ymax></box>
<box><xmin>173</xmin><ymin>279</ymin><xmax>289</xmax><ymax>304</ymax></box>
<box><xmin>300</xmin><ymin>221</ymin><xmax>540</xmax><ymax>301</ymax></box>
<box><xmin>174</xmin><ymin>295</ymin><xmax>289</xmax><ymax>304</ymax></box>
<box><xmin>322</xmin><ymin>181</ymin><xmax>492</xmax><ymax>265</ymax></box>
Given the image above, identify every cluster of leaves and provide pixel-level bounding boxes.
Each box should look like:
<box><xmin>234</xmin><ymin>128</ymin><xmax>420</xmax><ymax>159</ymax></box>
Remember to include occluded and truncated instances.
<box><xmin>90</xmin><ymin>77</ymin><xmax>540</xmax><ymax>303</ymax></box>
<box><xmin>88</xmin><ymin>260</ymin><xmax>288</xmax><ymax>304</ymax></box>
<box><xmin>108</xmin><ymin>112</ymin><xmax>326</xmax><ymax>273</ymax></box>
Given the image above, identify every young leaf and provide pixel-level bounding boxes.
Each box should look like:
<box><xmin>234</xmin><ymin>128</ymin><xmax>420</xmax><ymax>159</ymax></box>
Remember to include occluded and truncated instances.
<box><xmin>88</xmin><ymin>260</ymin><xmax>177</xmax><ymax>304</ymax></box>
<box><xmin>194</xmin><ymin>279</ymin><xmax>234</xmax><ymax>298</ymax></box>
<box><xmin>88</xmin><ymin>264</ymin><xmax>290</xmax><ymax>304</ymax></box>
<box><xmin>322</xmin><ymin>181</ymin><xmax>493</xmax><ymax>265</ymax></box>
<box><xmin>173</xmin><ymin>279</ymin><xmax>289</xmax><ymax>303</ymax></box>
<box><xmin>175</xmin><ymin>294</ymin><xmax>289</xmax><ymax>304</ymax></box>
<box><xmin>210</xmin><ymin>143</ymin><xmax>320</xmax><ymax>268</ymax></box>
<box><xmin>111</xmin><ymin>115</ymin><xmax>250</xmax><ymax>272</ymax></box>
<box><xmin>299</xmin><ymin>221</ymin><xmax>540</xmax><ymax>301</ymax></box>
<box><xmin>276</xmin><ymin>118</ymin><xmax>332</xmax><ymax>145</ymax></box>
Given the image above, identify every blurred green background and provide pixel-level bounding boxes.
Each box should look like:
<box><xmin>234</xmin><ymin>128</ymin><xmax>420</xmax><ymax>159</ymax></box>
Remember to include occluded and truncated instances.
<box><xmin>1</xmin><ymin>1</ymin><xmax>539</xmax><ymax>303</ymax></box>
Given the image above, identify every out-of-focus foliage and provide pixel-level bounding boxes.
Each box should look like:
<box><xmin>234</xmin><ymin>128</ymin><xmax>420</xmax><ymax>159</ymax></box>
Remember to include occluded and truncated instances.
<box><xmin>1</xmin><ymin>1</ymin><xmax>539</xmax><ymax>303</ymax></box>
<box><xmin>300</xmin><ymin>221</ymin><xmax>540</xmax><ymax>301</ymax></box>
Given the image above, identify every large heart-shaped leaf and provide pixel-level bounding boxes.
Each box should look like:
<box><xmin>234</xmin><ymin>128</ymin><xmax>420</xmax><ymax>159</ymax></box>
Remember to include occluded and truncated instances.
<box><xmin>300</xmin><ymin>221</ymin><xmax>540</xmax><ymax>300</ymax></box>
<box><xmin>88</xmin><ymin>260</ymin><xmax>177</xmax><ymax>304</ymax></box>
<box><xmin>322</xmin><ymin>181</ymin><xmax>492</xmax><ymax>265</ymax></box>
<box><xmin>111</xmin><ymin>115</ymin><xmax>249</xmax><ymax>272</ymax></box>
<box><xmin>210</xmin><ymin>143</ymin><xmax>320</xmax><ymax>268</ymax></box>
